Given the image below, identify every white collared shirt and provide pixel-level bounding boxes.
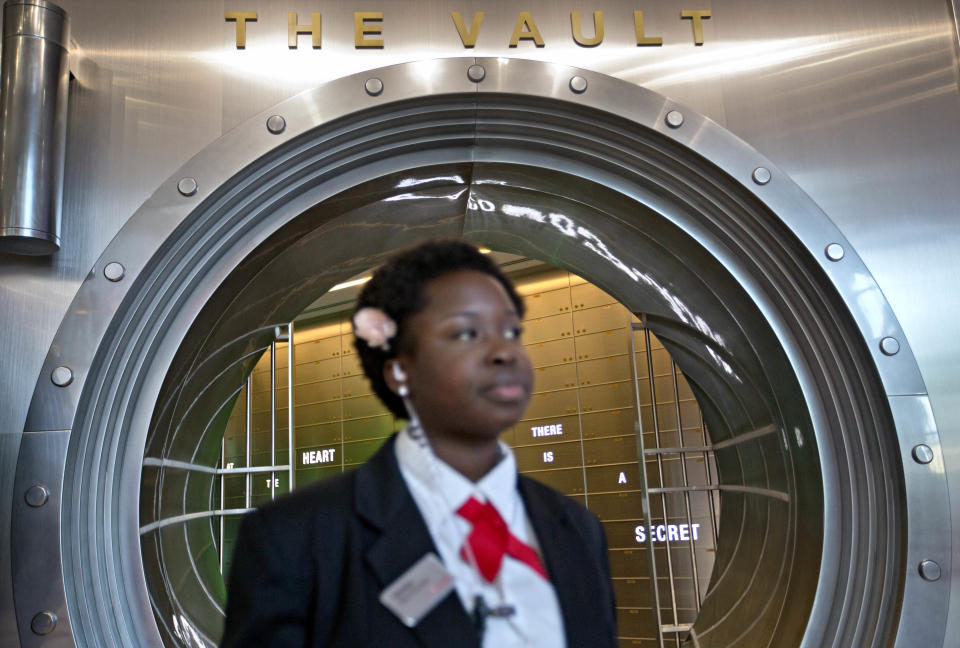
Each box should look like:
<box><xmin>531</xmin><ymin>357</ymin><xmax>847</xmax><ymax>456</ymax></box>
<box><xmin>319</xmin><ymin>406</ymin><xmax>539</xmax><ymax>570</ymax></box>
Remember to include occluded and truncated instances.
<box><xmin>395</xmin><ymin>427</ymin><xmax>567</xmax><ymax>648</ymax></box>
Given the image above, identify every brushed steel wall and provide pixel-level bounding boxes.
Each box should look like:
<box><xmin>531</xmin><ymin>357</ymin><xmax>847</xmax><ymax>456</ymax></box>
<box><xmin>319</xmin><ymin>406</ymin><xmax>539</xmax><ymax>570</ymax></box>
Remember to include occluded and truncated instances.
<box><xmin>1</xmin><ymin>1</ymin><xmax>958</xmax><ymax>645</ymax></box>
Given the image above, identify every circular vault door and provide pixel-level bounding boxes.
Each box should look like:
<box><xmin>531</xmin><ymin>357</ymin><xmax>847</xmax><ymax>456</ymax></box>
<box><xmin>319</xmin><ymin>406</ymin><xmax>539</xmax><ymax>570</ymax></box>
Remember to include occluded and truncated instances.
<box><xmin>14</xmin><ymin>58</ymin><xmax>949</xmax><ymax>648</ymax></box>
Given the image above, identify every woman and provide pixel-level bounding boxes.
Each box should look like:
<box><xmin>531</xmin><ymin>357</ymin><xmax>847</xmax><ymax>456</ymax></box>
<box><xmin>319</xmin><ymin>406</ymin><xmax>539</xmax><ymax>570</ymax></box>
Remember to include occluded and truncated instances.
<box><xmin>221</xmin><ymin>240</ymin><xmax>617</xmax><ymax>647</ymax></box>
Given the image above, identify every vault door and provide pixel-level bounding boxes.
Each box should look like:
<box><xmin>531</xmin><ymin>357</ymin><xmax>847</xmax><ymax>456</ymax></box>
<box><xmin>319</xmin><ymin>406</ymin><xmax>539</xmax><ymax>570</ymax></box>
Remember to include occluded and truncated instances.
<box><xmin>18</xmin><ymin>59</ymin><xmax>943</xmax><ymax>648</ymax></box>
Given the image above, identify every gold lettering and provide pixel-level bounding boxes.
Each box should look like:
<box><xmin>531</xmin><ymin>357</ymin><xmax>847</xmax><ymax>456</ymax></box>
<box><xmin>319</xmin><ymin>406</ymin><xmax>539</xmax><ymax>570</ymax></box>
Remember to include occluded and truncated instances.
<box><xmin>571</xmin><ymin>11</ymin><xmax>603</xmax><ymax>47</ymax></box>
<box><xmin>681</xmin><ymin>10</ymin><xmax>711</xmax><ymax>45</ymax></box>
<box><xmin>451</xmin><ymin>11</ymin><xmax>484</xmax><ymax>48</ymax></box>
<box><xmin>509</xmin><ymin>12</ymin><xmax>545</xmax><ymax>48</ymax></box>
<box><xmin>288</xmin><ymin>12</ymin><xmax>321</xmax><ymax>49</ymax></box>
<box><xmin>633</xmin><ymin>11</ymin><xmax>662</xmax><ymax>46</ymax></box>
<box><xmin>225</xmin><ymin>12</ymin><xmax>257</xmax><ymax>49</ymax></box>
<box><xmin>355</xmin><ymin>11</ymin><xmax>384</xmax><ymax>48</ymax></box>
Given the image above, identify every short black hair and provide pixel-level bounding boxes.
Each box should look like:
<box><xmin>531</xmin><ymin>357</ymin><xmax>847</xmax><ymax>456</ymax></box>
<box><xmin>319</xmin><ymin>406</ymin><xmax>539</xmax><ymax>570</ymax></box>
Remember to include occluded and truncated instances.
<box><xmin>352</xmin><ymin>240</ymin><xmax>525</xmax><ymax>419</ymax></box>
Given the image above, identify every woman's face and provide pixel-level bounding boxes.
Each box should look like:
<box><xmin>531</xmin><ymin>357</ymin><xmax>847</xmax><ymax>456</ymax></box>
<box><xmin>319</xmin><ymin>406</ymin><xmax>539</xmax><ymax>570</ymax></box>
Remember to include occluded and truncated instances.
<box><xmin>392</xmin><ymin>269</ymin><xmax>534</xmax><ymax>445</ymax></box>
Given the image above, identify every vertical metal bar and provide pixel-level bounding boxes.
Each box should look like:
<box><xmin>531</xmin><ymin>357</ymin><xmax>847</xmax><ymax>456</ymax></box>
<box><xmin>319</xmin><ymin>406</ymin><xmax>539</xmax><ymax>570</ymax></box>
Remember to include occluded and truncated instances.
<box><xmin>645</xmin><ymin>327</ymin><xmax>679</xmax><ymax>629</ymax></box>
<box><xmin>340</xmin><ymin>317</ymin><xmax>346</xmax><ymax>474</ymax></box>
<box><xmin>245</xmin><ymin>375</ymin><xmax>252</xmax><ymax>510</ymax></box>
<box><xmin>629</xmin><ymin>318</ymin><xmax>665</xmax><ymax>648</ymax></box>
<box><xmin>700</xmin><ymin>409</ymin><xmax>720</xmax><ymax>543</ymax></box>
<box><xmin>219</xmin><ymin>438</ymin><xmax>225</xmax><ymax>573</ymax></box>
<box><xmin>270</xmin><ymin>340</ymin><xmax>277</xmax><ymax>500</ymax></box>
<box><xmin>288</xmin><ymin>322</ymin><xmax>295</xmax><ymax>492</ymax></box>
<box><xmin>573</xmin><ymin>277</ymin><xmax>589</xmax><ymax>505</ymax></box>
<box><xmin>671</xmin><ymin>361</ymin><xmax>702</xmax><ymax>611</ymax></box>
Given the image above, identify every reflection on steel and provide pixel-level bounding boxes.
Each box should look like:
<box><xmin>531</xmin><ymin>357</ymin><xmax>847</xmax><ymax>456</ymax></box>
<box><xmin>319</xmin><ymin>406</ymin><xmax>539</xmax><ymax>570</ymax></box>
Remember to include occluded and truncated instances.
<box><xmin>23</xmin><ymin>485</ymin><xmax>48</xmax><ymax>508</ymax></box>
<box><xmin>751</xmin><ymin>166</ymin><xmax>772</xmax><ymax>185</ymax></box>
<box><xmin>881</xmin><ymin>336</ymin><xmax>902</xmax><ymax>356</ymax></box>
<box><xmin>265</xmin><ymin>114</ymin><xmax>286</xmax><ymax>134</ymax></box>
<box><xmin>29</xmin><ymin>611</ymin><xmax>56</xmax><ymax>636</ymax></box>
<box><xmin>825</xmin><ymin>243</ymin><xmax>845</xmax><ymax>262</ymax></box>
<box><xmin>363</xmin><ymin>77</ymin><xmax>383</xmax><ymax>96</ymax></box>
<box><xmin>664</xmin><ymin>110</ymin><xmax>684</xmax><ymax>128</ymax></box>
<box><xmin>467</xmin><ymin>63</ymin><xmax>486</xmax><ymax>82</ymax></box>
<box><xmin>569</xmin><ymin>75</ymin><xmax>587</xmax><ymax>93</ymax></box>
<box><xmin>176</xmin><ymin>177</ymin><xmax>198</xmax><ymax>197</ymax></box>
<box><xmin>920</xmin><ymin>560</ymin><xmax>943</xmax><ymax>582</ymax></box>
<box><xmin>103</xmin><ymin>262</ymin><xmax>125</xmax><ymax>282</ymax></box>
<box><xmin>49</xmin><ymin>366</ymin><xmax>72</xmax><ymax>387</ymax></box>
<box><xmin>912</xmin><ymin>443</ymin><xmax>934</xmax><ymax>464</ymax></box>
<box><xmin>0</xmin><ymin>0</ymin><xmax>69</xmax><ymax>256</ymax></box>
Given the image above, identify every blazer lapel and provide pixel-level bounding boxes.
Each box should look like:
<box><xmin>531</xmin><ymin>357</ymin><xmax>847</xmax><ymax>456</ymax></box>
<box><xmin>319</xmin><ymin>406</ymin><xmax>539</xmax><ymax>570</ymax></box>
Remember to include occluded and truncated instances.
<box><xmin>355</xmin><ymin>436</ymin><xmax>480</xmax><ymax>648</ymax></box>
<box><xmin>519</xmin><ymin>477</ymin><xmax>603</xmax><ymax>648</ymax></box>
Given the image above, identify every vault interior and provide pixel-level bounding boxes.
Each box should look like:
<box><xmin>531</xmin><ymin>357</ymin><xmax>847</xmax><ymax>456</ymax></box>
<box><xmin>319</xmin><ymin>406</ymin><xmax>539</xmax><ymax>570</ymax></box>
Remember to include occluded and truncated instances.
<box><xmin>139</xmin><ymin>162</ymin><xmax>839</xmax><ymax>647</ymax></box>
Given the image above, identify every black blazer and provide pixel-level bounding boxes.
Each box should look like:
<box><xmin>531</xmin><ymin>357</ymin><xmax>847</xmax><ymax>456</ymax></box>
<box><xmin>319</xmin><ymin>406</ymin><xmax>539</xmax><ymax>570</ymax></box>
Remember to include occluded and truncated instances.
<box><xmin>221</xmin><ymin>436</ymin><xmax>618</xmax><ymax>647</ymax></box>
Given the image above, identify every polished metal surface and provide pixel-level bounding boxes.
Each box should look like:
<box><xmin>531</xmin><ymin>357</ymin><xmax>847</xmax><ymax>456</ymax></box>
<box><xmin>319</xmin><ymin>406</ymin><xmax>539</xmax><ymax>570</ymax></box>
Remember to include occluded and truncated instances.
<box><xmin>265</xmin><ymin>114</ymin><xmax>285</xmax><ymax>134</ymax></box>
<box><xmin>28</xmin><ymin>612</ymin><xmax>55</xmax><ymax>637</ymax></box>
<box><xmin>176</xmin><ymin>177</ymin><xmax>198</xmax><ymax>197</ymax></box>
<box><xmin>0</xmin><ymin>1</ymin><xmax>957</xmax><ymax>646</ymax></box>
<box><xmin>825</xmin><ymin>243</ymin><xmax>845</xmax><ymax>262</ymax></box>
<box><xmin>913</xmin><ymin>444</ymin><xmax>935</xmax><ymax>465</ymax></box>
<box><xmin>888</xmin><ymin>394</ymin><xmax>950</xmax><ymax>647</ymax></box>
<box><xmin>49</xmin><ymin>366</ymin><xmax>71</xmax><ymax>387</ymax></box>
<box><xmin>10</xmin><ymin>430</ymin><xmax>71</xmax><ymax>647</ymax></box>
<box><xmin>751</xmin><ymin>167</ymin><xmax>771</xmax><ymax>185</ymax></box>
<box><xmin>102</xmin><ymin>261</ymin><xmax>124</xmax><ymax>281</ymax></box>
<box><xmin>881</xmin><ymin>336</ymin><xmax>902</xmax><ymax>356</ymax></box>
<box><xmin>8</xmin><ymin>56</ymin><xmax>935</xmax><ymax>647</ymax></box>
<box><xmin>467</xmin><ymin>63</ymin><xmax>485</xmax><ymax>82</ymax></box>
<box><xmin>22</xmin><ymin>485</ymin><xmax>48</xmax><ymax>508</ymax></box>
<box><xmin>0</xmin><ymin>0</ymin><xmax>69</xmax><ymax>256</ymax></box>
<box><xmin>922</xmin><ymin>561</ymin><xmax>944</xmax><ymax>582</ymax></box>
<box><xmin>363</xmin><ymin>77</ymin><xmax>383</xmax><ymax>96</ymax></box>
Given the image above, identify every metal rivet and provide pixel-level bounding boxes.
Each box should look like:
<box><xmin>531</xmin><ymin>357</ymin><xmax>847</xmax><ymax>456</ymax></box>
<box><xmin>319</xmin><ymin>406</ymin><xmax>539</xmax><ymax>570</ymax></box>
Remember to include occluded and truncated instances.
<box><xmin>364</xmin><ymin>78</ymin><xmax>383</xmax><ymax>96</ymax></box>
<box><xmin>467</xmin><ymin>64</ymin><xmax>485</xmax><ymax>83</ymax></box>
<box><xmin>266</xmin><ymin>115</ymin><xmax>286</xmax><ymax>134</ymax></box>
<box><xmin>919</xmin><ymin>560</ymin><xmax>942</xmax><ymax>582</ymax></box>
<box><xmin>825</xmin><ymin>243</ymin><xmax>845</xmax><ymax>261</ymax></box>
<box><xmin>31</xmin><ymin>611</ymin><xmax>57</xmax><ymax>635</ymax></box>
<box><xmin>665</xmin><ymin>110</ymin><xmax>684</xmax><ymax>128</ymax></box>
<box><xmin>103</xmin><ymin>262</ymin><xmax>125</xmax><ymax>282</ymax></box>
<box><xmin>880</xmin><ymin>337</ymin><xmax>900</xmax><ymax>356</ymax></box>
<box><xmin>752</xmin><ymin>167</ymin><xmax>772</xmax><ymax>185</ymax></box>
<box><xmin>25</xmin><ymin>485</ymin><xmax>49</xmax><ymax>507</ymax></box>
<box><xmin>569</xmin><ymin>75</ymin><xmax>588</xmax><ymax>94</ymax></box>
<box><xmin>50</xmin><ymin>366</ymin><xmax>73</xmax><ymax>387</ymax></box>
<box><xmin>177</xmin><ymin>177</ymin><xmax>198</xmax><ymax>197</ymax></box>
<box><xmin>912</xmin><ymin>444</ymin><xmax>934</xmax><ymax>464</ymax></box>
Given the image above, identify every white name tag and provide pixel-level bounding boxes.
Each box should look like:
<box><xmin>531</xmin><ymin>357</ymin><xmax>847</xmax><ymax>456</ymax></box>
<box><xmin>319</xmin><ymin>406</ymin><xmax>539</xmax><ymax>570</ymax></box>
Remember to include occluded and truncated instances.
<box><xmin>379</xmin><ymin>553</ymin><xmax>455</xmax><ymax>628</ymax></box>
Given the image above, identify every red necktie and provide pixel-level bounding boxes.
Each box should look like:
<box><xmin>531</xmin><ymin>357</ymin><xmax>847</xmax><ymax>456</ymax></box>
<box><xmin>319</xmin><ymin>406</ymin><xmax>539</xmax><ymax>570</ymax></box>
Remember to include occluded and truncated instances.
<box><xmin>456</xmin><ymin>496</ymin><xmax>548</xmax><ymax>582</ymax></box>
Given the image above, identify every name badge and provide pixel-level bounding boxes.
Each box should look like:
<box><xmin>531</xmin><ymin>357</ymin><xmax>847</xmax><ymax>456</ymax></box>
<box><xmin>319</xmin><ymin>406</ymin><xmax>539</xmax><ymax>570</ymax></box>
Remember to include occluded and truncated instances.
<box><xmin>379</xmin><ymin>553</ymin><xmax>455</xmax><ymax>627</ymax></box>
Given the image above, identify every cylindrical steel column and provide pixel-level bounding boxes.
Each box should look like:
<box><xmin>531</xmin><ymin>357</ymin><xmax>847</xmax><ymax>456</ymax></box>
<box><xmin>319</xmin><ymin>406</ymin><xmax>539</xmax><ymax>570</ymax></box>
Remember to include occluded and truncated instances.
<box><xmin>0</xmin><ymin>0</ymin><xmax>69</xmax><ymax>255</ymax></box>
